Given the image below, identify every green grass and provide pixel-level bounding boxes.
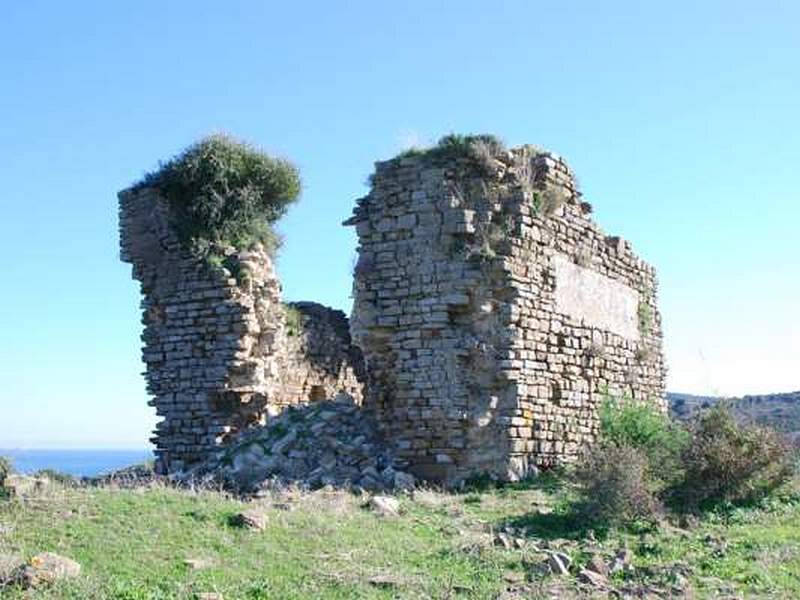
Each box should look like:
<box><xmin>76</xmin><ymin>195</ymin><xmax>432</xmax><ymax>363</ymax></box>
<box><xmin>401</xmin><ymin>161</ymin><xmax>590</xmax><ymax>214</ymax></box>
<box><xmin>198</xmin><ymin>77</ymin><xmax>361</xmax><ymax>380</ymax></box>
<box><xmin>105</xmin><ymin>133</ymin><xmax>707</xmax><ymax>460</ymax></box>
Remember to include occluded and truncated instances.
<box><xmin>1</xmin><ymin>476</ymin><xmax>799</xmax><ymax>598</ymax></box>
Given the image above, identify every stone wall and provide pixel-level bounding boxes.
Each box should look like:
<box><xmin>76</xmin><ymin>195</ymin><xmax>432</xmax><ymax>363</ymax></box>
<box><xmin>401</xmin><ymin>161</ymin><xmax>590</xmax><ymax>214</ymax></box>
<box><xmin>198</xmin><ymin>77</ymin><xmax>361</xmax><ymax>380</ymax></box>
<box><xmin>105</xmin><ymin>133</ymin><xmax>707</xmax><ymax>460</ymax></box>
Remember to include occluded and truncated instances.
<box><xmin>346</xmin><ymin>145</ymin><xmax>666</xmax><ymax>483</ymax></box>
<box><xmin>119</xmin><ymin>186</ymin><xmax>365</xmax><ymax>474</ymax></box>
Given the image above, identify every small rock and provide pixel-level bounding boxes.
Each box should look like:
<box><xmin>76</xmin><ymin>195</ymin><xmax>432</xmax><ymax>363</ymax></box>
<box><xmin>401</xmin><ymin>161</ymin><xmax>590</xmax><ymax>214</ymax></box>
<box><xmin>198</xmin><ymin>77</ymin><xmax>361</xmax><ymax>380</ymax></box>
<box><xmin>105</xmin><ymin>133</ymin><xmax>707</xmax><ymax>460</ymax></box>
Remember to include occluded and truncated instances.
<box><xmin>196</xmin><ymin>594</ymin><xmax>224</xmax><ymax>600</ymax></box>
<box><xmin>610</xmin><ymin>548</ymin><xmax>634</xmax><ymax>573</ymax></box>
<box><xmin>19</xmin><ymin>552</ymin><xmax>81</xmax><ymax>588</ymax></box>
<box><xmin>369</xmin><ymin>495</ymin><xmax>400</xmax><ymax>517</ymax></box>
<box><xmin>577</xmin><ymin>568</ymin><xmax>607</xmax><ymax>588</ymax></box>
<box><xmin>494</xmin><ymin>532</ymin><xmax>514</xmax><ymax>549</ymax></box>
<box><xmin>231</xmin><ymin>509</ymin><xmax>268</xmax><ymax>530</ymax></box>
<box><xmin>503</xmin><ymin>570</ymin><xmax>525</xmax><ymax>584</ymax></box>
<box><xmin>183</xmin><ymin>558</ymin><xmax>214</xmax><ymax>570</ymax></box>
<box><xmin>546</xmin><ymin>552</ymin><xmax>571</xmax><ymax>575</ymax></box>
<box><xmin>0</xmin><ymin>554</ymin><xmax>24</xmax><ymax>585</ymax></box>
<box><xmin>368</xmin><ymin>574</ymin><xmax>403</xmax><ymax>588</ymax></box>
<box><xmin>584</xmin><ymin>553</ymin><xmax>608</xmax><ymax>577</ymax></box>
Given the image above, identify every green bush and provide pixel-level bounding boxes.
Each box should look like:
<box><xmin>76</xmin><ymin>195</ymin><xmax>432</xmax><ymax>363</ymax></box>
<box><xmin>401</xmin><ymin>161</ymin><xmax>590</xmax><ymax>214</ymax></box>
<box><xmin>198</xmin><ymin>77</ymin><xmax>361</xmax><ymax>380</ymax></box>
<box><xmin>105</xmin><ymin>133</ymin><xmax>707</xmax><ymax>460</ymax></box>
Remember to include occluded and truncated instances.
<box><xmin>599</xmin><ymin>394</ymin><xmax>689</xmax><ymax>489</ymax></box>
<box><xmin>574</xmin><ymin>444</ymin><xmax>662</xmax><ymax>526</ymax></box>
<box><xmin>0</xmin><ymin>456</ymin><xmax>12</xmax><ymax>497</ymax></box>
<box><xmin>136</xmin><ymin>134</ymin><xmax>301</xmax><ymax>259</ymax></box>
<box><xmin>674</xmin><ymin>404</ymin><xmax>796</xmax><ymax>510</ymax></box>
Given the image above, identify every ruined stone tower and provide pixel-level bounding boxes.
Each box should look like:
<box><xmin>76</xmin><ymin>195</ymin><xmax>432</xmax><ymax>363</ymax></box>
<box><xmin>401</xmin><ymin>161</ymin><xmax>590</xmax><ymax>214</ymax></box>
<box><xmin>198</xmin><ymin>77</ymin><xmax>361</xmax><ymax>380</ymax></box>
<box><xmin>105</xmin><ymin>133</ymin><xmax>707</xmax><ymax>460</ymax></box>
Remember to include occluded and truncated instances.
<box><xmin>346</xmin><ymin>142</ymin><xmax>666</xmax><ymax>483</ymax></box>
<box><xmin>119</xmin><ymin>186</ymin><xmax>365</xmax><ymax>474</ymax></box>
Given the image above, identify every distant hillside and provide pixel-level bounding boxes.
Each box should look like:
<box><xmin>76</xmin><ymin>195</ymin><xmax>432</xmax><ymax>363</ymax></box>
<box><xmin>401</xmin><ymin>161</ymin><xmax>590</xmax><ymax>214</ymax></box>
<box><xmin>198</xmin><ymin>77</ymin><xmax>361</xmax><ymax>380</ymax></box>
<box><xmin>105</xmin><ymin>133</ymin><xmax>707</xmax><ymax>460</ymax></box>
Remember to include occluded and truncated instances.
<box><xmin>667</xmin><ymin>390</ymin><xmax>800</xmax><ymax>433</ymax></box>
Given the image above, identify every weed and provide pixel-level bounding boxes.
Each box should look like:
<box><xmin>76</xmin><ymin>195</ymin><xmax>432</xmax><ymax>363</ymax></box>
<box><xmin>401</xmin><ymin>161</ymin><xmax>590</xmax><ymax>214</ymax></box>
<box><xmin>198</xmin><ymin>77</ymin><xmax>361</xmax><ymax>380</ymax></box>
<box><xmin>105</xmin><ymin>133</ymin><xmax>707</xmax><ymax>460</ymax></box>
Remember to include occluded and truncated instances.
<box><xmin>283</xmin><ymin>304</ymin><xmax>306</xmax><ymax>337</ymax></box>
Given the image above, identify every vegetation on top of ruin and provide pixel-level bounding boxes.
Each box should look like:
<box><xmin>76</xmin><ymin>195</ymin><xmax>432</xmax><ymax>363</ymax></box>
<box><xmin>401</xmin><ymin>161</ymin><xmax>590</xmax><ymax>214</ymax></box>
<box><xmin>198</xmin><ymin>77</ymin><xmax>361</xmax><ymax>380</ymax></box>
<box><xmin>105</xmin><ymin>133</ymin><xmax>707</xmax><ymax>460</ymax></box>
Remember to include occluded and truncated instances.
<box><xmin>393</xmin><ymin>133</ymin><xmax>507</xmax><ymax>173</ymax></box>
<box><xmin>134</xmin><ymin>134</ymin><xmax>301</xmax><ymax>260</ymax></box>
<box><xmin>388</xmin><ymin>134</ymin><xmax>571</xmax><ymax>219</ymax></box>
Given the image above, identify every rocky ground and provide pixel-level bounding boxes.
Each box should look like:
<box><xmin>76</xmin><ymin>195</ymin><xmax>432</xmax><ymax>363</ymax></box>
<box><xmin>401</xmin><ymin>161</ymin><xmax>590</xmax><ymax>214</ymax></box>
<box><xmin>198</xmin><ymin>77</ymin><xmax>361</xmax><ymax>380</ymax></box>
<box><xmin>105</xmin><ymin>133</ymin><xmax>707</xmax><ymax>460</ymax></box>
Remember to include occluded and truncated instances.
<box><xmin>186</xmin><ymin>395</ymin><xmax>417</xmax><ymax>495</ymax></box>
<box><xmin>2</xmin><ymin>469</ymin><xmax>799</xmax><ymax>598</ymax></box>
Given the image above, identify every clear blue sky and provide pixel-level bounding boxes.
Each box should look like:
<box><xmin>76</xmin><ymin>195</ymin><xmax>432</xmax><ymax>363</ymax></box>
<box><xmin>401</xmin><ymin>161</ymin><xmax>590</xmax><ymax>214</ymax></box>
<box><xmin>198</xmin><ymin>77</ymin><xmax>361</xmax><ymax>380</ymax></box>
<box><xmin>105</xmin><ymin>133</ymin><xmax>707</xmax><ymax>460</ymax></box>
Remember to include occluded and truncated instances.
<box><xmin>1</xmin><ymin>1</ymin><xmax>797</xmax><ymax>448</ymax></box>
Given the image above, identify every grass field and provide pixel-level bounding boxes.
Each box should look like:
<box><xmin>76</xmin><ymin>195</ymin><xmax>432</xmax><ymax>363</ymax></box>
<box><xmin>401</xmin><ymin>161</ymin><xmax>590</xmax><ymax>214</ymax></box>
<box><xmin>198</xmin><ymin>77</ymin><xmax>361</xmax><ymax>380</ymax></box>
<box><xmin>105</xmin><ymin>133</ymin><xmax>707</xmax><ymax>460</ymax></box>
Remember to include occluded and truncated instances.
<box><xmin>1</xmin><ymin>475</ymin><xmax>800</xmax><ymax>599</ymax></box>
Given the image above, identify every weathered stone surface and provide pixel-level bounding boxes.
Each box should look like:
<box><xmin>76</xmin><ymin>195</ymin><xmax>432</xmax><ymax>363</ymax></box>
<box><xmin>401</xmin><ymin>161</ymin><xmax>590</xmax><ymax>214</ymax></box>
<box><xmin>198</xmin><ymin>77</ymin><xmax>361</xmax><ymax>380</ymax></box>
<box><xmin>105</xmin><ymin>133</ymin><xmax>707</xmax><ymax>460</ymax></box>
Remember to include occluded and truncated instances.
<box><xmin>369</xmin><ymin>495</ymin><xmax>400</xmax><ymax>517</ymax></box>
<box><xmin>347</xmin><ymin>145</ymin><xmax>666</xmax><ymax>483</ymax></box>
<box><xmin>552</xmin><ymin>253</ymin><xmax>640</xmax><ymax>340</ymax></box>
<box><xmin>0</xmin><ymin>554</ymin><xmax>24</xmax><ymax>586</ymax></box>
<box><xmin>193</xmin><ymin>395</ymin><xmax>413</xmax><ymax>493</ymax></box>
<box><xmin>231</xmin><ymin>509</ymin><xmax>268</xmax><ymax>531</ymax></box>
<box><xmin>577</xmin><ymin>567</ymin><xmax>608</xmax><ymax>587</ymax></box>
<box><xmin>584</xmin><ymin>553</ymin><xmax>609</xmax><ymax>577</ymax></box>
<box><xmin>2</xmin><ymin>475</ymin><xmax>48</xmax><ymax>497</ymax></box>
<box><xmin>547</xmin><ymin>552</ymin><xmax>572</xmax><ymax>575</ymax></box>
<box><xmin>119</xmin><ymin>187</ymin><xmax>366</xmax><ymax>474</ymax></box>
<box><xmin>121</xmin><ymin>141</ymin><xmax>666</xmax><ymax>488</ymax></box>
<box><xmin>19</xmin><ymin>552</ymin><xmax>81</xmax><ymax>589</ymax></box>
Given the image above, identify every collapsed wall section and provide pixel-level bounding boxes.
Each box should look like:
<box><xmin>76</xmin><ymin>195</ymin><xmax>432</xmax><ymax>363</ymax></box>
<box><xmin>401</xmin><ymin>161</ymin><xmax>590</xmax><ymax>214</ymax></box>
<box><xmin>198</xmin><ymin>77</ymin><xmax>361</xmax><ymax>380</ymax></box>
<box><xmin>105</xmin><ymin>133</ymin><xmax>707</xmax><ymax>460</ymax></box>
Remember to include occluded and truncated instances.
<box><xmin>347</xmin><ymin>146</ymin><xmax>666</xmax><ymax>483</ymax></box>
<box><xmin>119</xmin><ymin>186</ymin><xmax>364</xmax><ymax>473</ymax></box>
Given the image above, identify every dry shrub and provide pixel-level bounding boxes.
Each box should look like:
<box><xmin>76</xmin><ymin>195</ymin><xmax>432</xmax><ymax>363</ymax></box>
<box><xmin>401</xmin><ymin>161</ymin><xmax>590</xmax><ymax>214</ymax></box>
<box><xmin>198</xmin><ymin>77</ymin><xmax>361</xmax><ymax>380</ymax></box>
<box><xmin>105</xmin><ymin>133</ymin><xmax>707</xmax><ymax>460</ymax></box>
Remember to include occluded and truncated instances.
<box><xmin>675</xmin><ymin>404</ymin><xmax>796</xmax><ymax>510</ymax></box>
<box><xmin>574</xmin><ymin>444</ymin><xmax>662</xmax><ymax>526</ymax></box>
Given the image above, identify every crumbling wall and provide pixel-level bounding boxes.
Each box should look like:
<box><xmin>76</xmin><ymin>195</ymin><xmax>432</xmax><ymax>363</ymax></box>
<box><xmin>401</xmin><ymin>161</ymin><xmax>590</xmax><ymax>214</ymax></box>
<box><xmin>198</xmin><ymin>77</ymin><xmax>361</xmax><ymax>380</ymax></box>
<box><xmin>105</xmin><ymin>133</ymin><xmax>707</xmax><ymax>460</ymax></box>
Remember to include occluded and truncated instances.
<box><xmin>119</xmin><ymin>186</ymin><xmax>365</xmax><ymax>474</ymax></box>
<box><xmin>347</xmin><ymin>146</ymin><xmax>666</xmax><ymax>483</ymax></box>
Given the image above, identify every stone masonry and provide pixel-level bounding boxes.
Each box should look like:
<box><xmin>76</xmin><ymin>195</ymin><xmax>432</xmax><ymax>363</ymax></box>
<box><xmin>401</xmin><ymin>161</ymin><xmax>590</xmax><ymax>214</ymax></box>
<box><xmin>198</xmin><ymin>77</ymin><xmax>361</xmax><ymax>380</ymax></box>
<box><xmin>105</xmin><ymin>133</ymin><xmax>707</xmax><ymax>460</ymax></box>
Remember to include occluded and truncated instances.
<box><xmin>119</xmin><ymin>186</ymin><xmax>365</xmax><ymax>474</ymax></box>
<box><xmin>346</xmin><ymin>145</ymin><xmax>666</xmax><ymax>483</ymax></box>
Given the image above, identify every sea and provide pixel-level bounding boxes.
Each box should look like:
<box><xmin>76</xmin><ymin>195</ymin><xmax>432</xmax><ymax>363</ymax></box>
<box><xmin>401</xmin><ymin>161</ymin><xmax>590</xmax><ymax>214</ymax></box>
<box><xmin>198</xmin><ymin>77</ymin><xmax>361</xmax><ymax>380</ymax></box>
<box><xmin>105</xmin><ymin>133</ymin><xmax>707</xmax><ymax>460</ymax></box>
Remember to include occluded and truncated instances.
<box><xmin>0</xmin><ymin>448</ymin><xmax>153</xmax><ymax>478</ymax></box>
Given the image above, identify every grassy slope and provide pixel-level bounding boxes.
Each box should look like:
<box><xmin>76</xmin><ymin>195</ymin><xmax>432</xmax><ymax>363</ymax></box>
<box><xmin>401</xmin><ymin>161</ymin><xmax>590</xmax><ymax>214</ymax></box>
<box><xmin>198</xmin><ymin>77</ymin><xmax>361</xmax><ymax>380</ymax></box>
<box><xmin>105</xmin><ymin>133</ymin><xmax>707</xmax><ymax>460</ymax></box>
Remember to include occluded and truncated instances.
<box><xmin>1</xmin><ymin>477</ymin><xmax>800</xmax><ymax>599</ymax></box>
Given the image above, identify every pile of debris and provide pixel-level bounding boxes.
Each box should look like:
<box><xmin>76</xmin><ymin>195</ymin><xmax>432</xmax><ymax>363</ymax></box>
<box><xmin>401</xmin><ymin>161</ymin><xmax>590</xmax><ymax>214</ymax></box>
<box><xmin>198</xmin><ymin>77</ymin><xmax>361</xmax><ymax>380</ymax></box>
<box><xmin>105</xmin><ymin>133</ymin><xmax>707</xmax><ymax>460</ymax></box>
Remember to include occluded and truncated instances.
<box><xmin>191</xmin><ymin>395</ymin><xmax>415</xmax><ymax>494</ymax></box>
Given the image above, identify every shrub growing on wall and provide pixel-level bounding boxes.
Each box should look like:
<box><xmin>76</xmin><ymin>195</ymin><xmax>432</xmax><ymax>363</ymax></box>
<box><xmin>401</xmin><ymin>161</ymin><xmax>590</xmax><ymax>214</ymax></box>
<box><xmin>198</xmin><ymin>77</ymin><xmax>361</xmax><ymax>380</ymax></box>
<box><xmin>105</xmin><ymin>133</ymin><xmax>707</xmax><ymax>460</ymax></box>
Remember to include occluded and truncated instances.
<box><xmin>136</xmin><ymin>134</ymin><xmax>301</xmax><ymax>259</ymax></box>
<box><xmin>395</xmin><ymin>133</ymin><xmax>506</xmax><ymax>174</ymax></box>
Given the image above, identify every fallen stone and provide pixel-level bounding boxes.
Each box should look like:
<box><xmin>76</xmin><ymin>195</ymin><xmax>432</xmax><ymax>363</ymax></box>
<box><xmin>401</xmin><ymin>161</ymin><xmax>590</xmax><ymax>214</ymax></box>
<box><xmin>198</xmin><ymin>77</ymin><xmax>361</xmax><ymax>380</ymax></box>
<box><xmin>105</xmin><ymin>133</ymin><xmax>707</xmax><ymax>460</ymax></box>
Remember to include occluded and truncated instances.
<box><xmin>0</xmin><ymin>554</ymin><xmax>24</xmax><ymax>586</ymax></box>
<box><xmin>19</xmin><ymin>552</ymin><xmax>81</xmax><ymax>588</ymax></box>
<box><xmin>584</xmin><ymin>553</ymin><xmax>608</xmax><ymax>577</ymax></box>
<box><xmin>183</xmin><ymin>558</ymin><xmax>214</xmax><ymax>570</ymax></box>
<box><xmin>230</xmin><ymin>509</ymin><xmax>268</xmax><ymax>531</ymax></box>
<box><xmin>494</xmin><ymin>532</ymin><xmax>514</xmax><ymax>549</ymax></box>
<box><xmin>503</xmin><ymin>570</ymin><xmax>525</xmax><ymax>584</ymax></box>
<box><xmin>369</xmin><ymin>495</ymin><xmax>400</xmax><ymax>517</ymax></box>
<box><xmin>577</xmin><ymin>568</ymin><xmax>607</xmax><ymax>588</ymax></box>
<box><xmin>610</xmin><ymin>548</ymin><xmax>634</xmax><ymax>574</ymax></box>
<box><xmin>368</xmin><ymin>574</ymin><xmax>403</xmax><ymax>588</ymax></box>
<box><xmin>197</xmin><ymin>593</ymin><xmax>224</xmax><ymax>600</ymax></box>
<box><xmin>3</xmin><ymin>475</ymin><xmax>48</xmax><ymax>498</ymax></box>
<box><xmin>546</xmin><ymin>552</ymin><xmax>571</xmax><ymax>576</ymax></box>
